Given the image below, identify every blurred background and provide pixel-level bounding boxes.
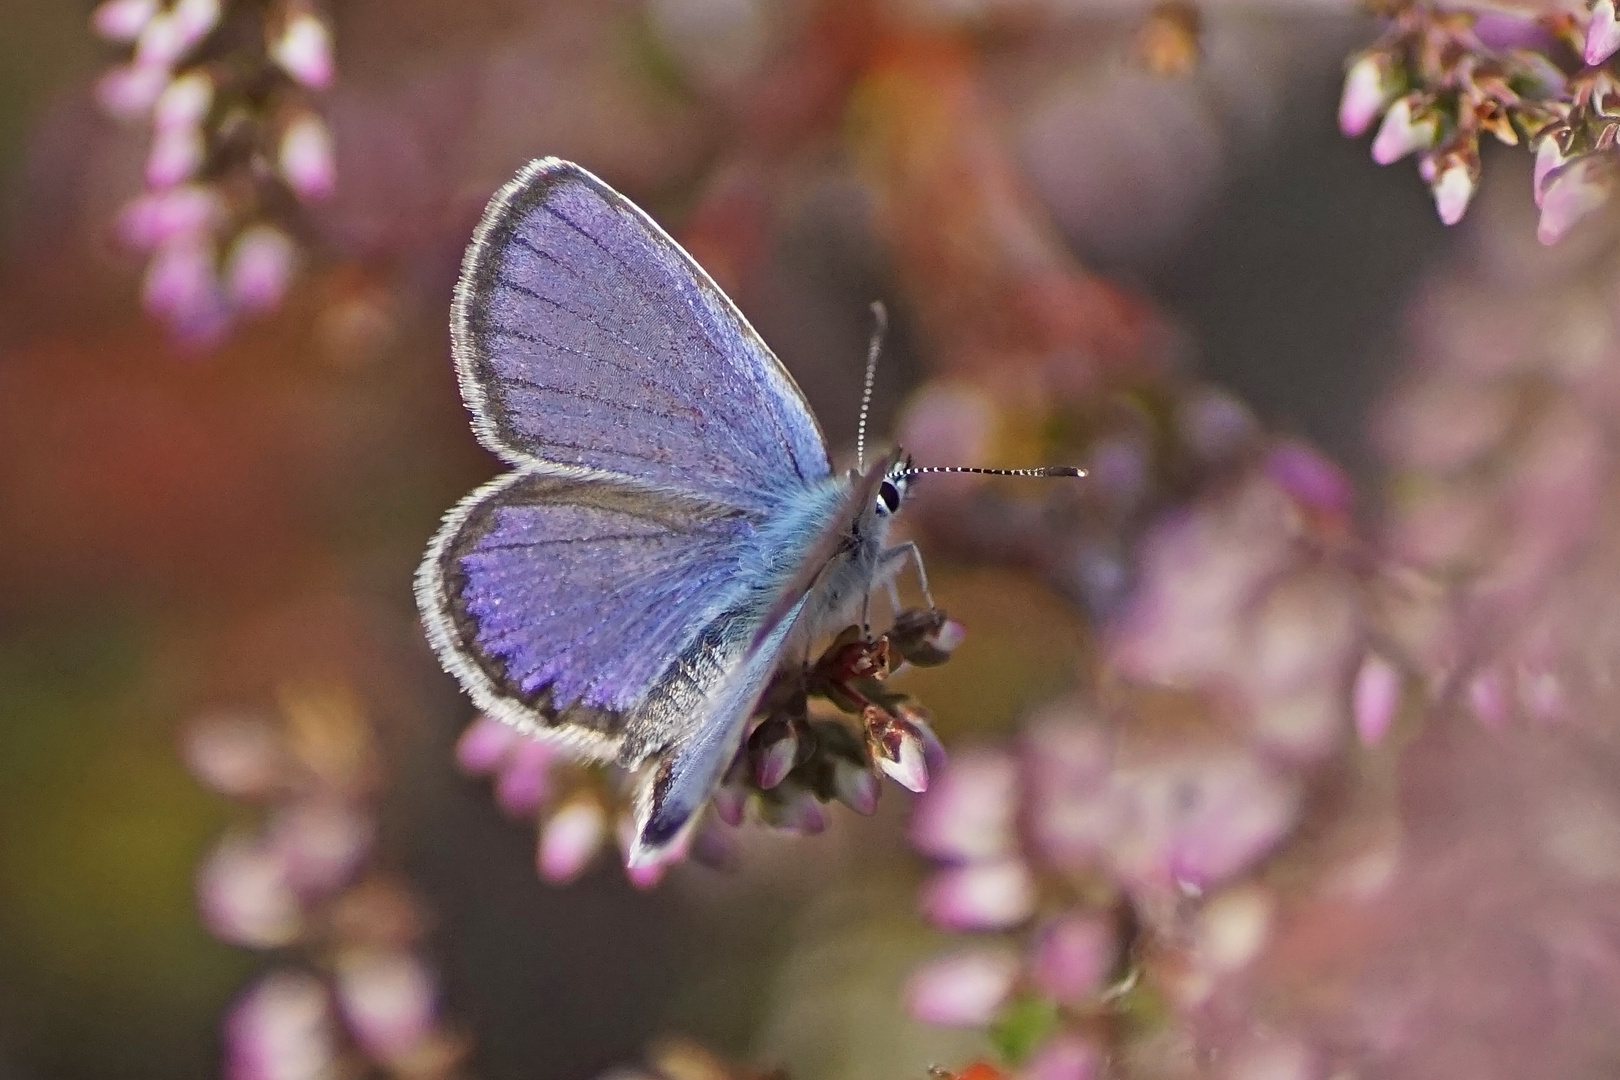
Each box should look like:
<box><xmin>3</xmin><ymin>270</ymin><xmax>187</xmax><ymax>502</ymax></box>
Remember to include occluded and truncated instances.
<box><xmin>9</xmin><ymin>2</ymin><xmax>1620</xmax><ymax>1080</ymax></box>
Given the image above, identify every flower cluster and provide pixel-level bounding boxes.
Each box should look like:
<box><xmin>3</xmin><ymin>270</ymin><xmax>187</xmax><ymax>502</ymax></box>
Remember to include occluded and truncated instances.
<box><xmin>1338</xmin><ymin>0</ymin><xmax>1568</xmax><ymax>230</ymax></box>
<box><xmin>92</xmin><ymin>0</ymin><xmax>335</xmax><ymax>345</ymax></box>
<box><xmin>459</xmin><ymin>608</ymin><xmax>963</xmax><ymax>887</ymax></box>
<box><xmin>1374</xmin><ymin>175</ymin><xmax>1620</xmax><ymax>733</ymax></box>
<box><xmin>902</xmin><ymin>447</ymin><xmax>1370</xmax><ymax>1076</ymax></box>
<box><xmin>184</xmin><ymin>686</ymin><xmax>468</xmax><ymax>1080</ymax></box>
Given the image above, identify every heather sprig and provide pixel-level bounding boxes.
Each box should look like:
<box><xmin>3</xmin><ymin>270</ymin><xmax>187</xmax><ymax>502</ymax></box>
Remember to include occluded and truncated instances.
<box><xmin>92</xmin><ymin>0</ymin><xmax>335</xmax><ymax>345</ymax></box>
<box><xmin>457</xmin><ymin>608</ymin><xmax>963</xmax><ymax>887</ymax></box>
<box><xmin>1339</xmin><ymin>0</ymin><xmax>1570</xmax><ymax>231</ymax></box>
<box><xmin>184</xmin><ymin>686</ymin><xmax>469</xmax><ymax>1080</ymax></box>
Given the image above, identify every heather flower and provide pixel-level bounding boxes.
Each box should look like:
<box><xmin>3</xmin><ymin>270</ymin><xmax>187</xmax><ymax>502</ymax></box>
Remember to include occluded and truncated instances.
<box><xmin>225</xmin><ymin>970</ymin><xmax>338</xmax><ymax>1080</ymax></box>
<box><xmin>904</xmin><ymin>949</ymin><xmax>1021</xmax><ymax>1027</ymax></box>
<box><xmin>1588</xmin><ymin>0</ymin><xmax>1620</xmax><ymax>66</ymax></box>
<box><xmin>332</xmin><ymin>947</ymin><xmax>438</xmax><ymax>1062</ymax></box>
<box><xmin>279</xmin><ymin>114</ymin><xmax>338</xmax><ymax>202</ymax></box>
<box><xmin>1537</xmin><ymin>154</ymin><xmax>1616</xmax><ymax>244</ymax></box>
<box><xmin>1351</xmin><ymin>651</ymin><xmax>1402</xmax><ymax>747</ymax></box>
<box><xmin>1340</xmin><ymin>52</ymin><xmax>1398</xmax><ymax>138</ymax></box>
<box><xmin>271</xmin><ymin>12</ymin><xmax>335</xmax><ymax>90</ymax></box>
<box><xmin>1371</xmin><ymin>96</ymin><xmax>1438</xmax><ymax>165</ymax></box>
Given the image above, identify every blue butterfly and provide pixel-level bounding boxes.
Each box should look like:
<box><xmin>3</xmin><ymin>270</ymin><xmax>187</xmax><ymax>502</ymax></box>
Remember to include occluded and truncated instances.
<box><xmin>417</xmin><ymin>158</ymin><xmax>1078</xmax><ymax>865</ymax></box>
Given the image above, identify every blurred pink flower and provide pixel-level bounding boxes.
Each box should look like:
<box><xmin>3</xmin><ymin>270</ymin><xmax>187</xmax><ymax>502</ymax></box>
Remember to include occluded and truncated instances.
<box><xmin>904</xmin><ymin>949</ymin><xmax>1020</xmax><ymax>1027</ymax></box>
<box><xmin>333</xmin><ymin>948</ymin><xmax>437</xmax><ymax>1062</ymax></box>
<box><xmin>1019</xmin><ymin>1034</ymin><xmax>1102</xmax><ymax>1080</ymax></box>
<box><xmin>271</xmin><ymin>13</ymin><xmax>335</xmax><ymax>91</ymax></box>
<box><xmin>279</xmin><ymin>115</ymin><xmax>337</xmax><ymax>202</ymax></box>
<box><xmin>183</xmin><ymin>712</ymin><xmax>287</xmax><ymax>799</ymax></box>
<box><xmin>910</xmin><ymin>747</ymin><xmax>1018</xmax><ymax>862</ymax></box>
<box><xmin>96</xmin><ymin>61</ymin><xmax>168</xmax><ymax>118</ymax></box>
<box><xmin>198</xmin><ymin>833</ymin><xmax>302</xmax><ymax>948</ymax></box>
<box><xmin>538</xmin><ymin>795</ymin><xmax>609</xmax><ymax>884</ymax></box>
<box><xmin>920</xmin><ymin>858</ymin><xmax>1038</xmax><ymax>931</ymax></box>
<box><xmin>1028</xmin><ymin>914</ymin><xmax>1115</xmax><ymax>1005</ymax></box>
<box><xmin>225</xmin><ymin>226</ymin><xmax>299</xmax><ymax>314</ymax></box>
<box><xmin>225</xmin><ymin>971</ymin><xmax>338</xmax><ymax>1080</ymax></box>
<box><xmin>91</xmin><ymin>0</ymin><xmax>158</xmax><ymax>43</ymax></box>
<box><xmin>1339</xmin><ymin>53</ymin><xmax>1395</xmax><ymax>139</ymax></box>
<box><xmin>1352</xmin><ymin>652</ymin><xmax>1401</xmax><ymax>747</ymax></box>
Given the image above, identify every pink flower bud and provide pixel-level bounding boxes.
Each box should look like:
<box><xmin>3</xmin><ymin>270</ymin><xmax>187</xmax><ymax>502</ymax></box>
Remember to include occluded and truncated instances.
<box><xmin>1589</xmin><ymin>0</ymin><xmax>1620</xmax><ymax>65</ymax></box>
<box><xmin>279</xmin><ymin>115</ymin><xmax>337</xmax><ymax>201</ymax></box>
<box><xmin>135</xmin><ymin>13</ymin><xmax>186</xmax><ymax>69</ymax></box>
<box><xmin>750</xmin><ymin>717</ymin><xmax>799</xmax><ymax>790</ymax></box>
<box><xmin>712</xmin><ymin>779</ymin><xmax>748</xmax><ymax>826</ymax></box>
<box><xmin>1534</xmin><ymin>136</ymin><xmax>1567</xmax><ymax>207</ymax></box>
<box><xmin>197</xmin><ymin>833</ymin><xmax>302</xmax><ymax>947</ymax></box>
<box><xmin>1468</xmin><ymin>667</ymin><xmax>1510</xmax><ymax>728</ymax></box>
<box><xmin>454</xmin><ymin>714</ymin><xmax>520</xmax><ymax>775</ymax></box>
<box><xmin>920</xmin><ymin>858</ymin><xmax>1037</xmax><ymax>930</ymax></box>
<box><xmin>225</xmin><ymin>971</ymin><xmax>336</xmax><ymax>1080</ymax></box>
<box><xmin>1538</xmin><ymin>155</ymin><xmax>1614</xmax><ymax>245</ymax></box>
<box><xmin>1371</xmin><ymin>97</ymin><xmax>1437</xmax><ymax>165</ymax></box>
<box><xmin>334</xmin><ymin>949</ymin><xmax>436</xmax><ymax>1062</ymax></box>
<box><xmin>904</xmin><ymin>949</ymin><xmax>1019</xmax><ymax>1027</ymax></box>
<box><xmin>763</xmin><ymin>785</ymin><xmax>827</xmax><ymax>834</ymax></box>
<box><xmin>832</xmin><ymin>758</ymin><xmax>880</xmax><ymax>815</ymax></box>
<box><xmin>1019</xmin><ymin>1034</ymin><xmax>1102</xmax><ymax>1080</ymax></box>
<box><xmin>538</xmin><ymin>796</ymin><xmax>607</xmax><ymax>883</ymax></box>
<box><xmin>271</xmin><ymin>13</ymin><xmax>336</xmax><ymax>90</ymax></box>
<box><xmin>1263</xmin><ymin>441</ymin><xmax>1351</xmax><ymax>519</ymax></box>
<box><xmin>270</xmin><ymin>800</ymin><xmax>373</xmax><ymax>897</ymax></box>
<box><xmin>1431</xmin><ymin>158</ymin><xmax>1477</xmax><ymax>226</ymax></box>
<box><xmin>96</xmin><ymin>62</ymin><xmax>168</xmax><ymax>118</ymax></box>
<box><xmin>910</xmin><ymin>748</ymin><xmax>1018</xmax><ymax>861</ymax></box>
<box><xmin>172</xmin><ymin>0</ymin><xmax>222</xmax><ymax>50</ymax></box>
<box><xmin>92</xmin><ymin>0</ymin><xmax>158</xmax><ymax>42</ymax></box>
<box><xmin>493</xmin><ymin>736</ymin><xmax>554</xmax><ymax>817</ymax></box>
<box><xmin>1339</xmin><ymin>53</ymin><xmax>1394</xmax><ymax>138</ymax></box>
<box><xmin>146</xmin><ymin>125</ymin><xmax>206</xmax><ymax>188</ymax></box>
<box><xmin>1029</xmin><ymin>914</ymin><xmax>1115</xmax><ymax>1004</ymax></box>
<box><xmin>182</xmin><ymin>712</ymin><xmax>286</xmax><ymax>798</ymax></box>
<box><xmin>1352</xmin><ymin>651</ymin><xmax>1401</xmax><ymax>747</ymax></box>
<box><xmin>875</xmin><ymin>723</ymin><xmax>929</xmax><ymax>792</ymax></box>
<box><xmin>118</xmin><ymin>185</ymin><xmax>222</xmax><ymax>249</ymax></box>
<box><xmin>225</xmin><ymin>225</ymin><xmax>298</xmax><ymax>314</ymax></box>
<box><xmin>153</xmin><ymin>71</ymin><xmax>213</xmax><ymax>132</ymax></box>
<box><xmin>143</xmin><ymin>240</ymin><xmax>230</xmax><ymax>345</ymax></box>
<box><xmin>868</xmin><ymin>707</ymin><xmax>944</xmax><ymax>794</ymax></box>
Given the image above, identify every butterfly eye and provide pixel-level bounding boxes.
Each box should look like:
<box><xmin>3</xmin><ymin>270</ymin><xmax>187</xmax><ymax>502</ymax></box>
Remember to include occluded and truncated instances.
<box><xmin>876</xmin><ymin>479</ymin><xmax>902</xmax><ymax>516</ymax></box>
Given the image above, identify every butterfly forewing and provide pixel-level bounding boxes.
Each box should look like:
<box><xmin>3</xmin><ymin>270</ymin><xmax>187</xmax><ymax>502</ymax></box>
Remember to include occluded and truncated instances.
<box><xmin>453</xmin><ymin>158</ymin><xmax>830</xmax><ymax>504</ymax></box>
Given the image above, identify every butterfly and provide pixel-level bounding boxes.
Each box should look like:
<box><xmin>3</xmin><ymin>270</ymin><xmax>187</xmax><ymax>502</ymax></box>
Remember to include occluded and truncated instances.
<box><xmin>416</xmin><ymin>158</ymin><xmax>1080</xmax><ymax>866</ymax></box>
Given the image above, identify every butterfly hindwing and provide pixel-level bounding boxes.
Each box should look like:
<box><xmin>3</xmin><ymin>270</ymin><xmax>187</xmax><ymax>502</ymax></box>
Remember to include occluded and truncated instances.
<box><xmin>452</xmin><ymin>157</ymin><xmax>831</xmax><ymax>505</ymax></box>
<box><xmin>416</xmin><ymin>469</ymin><xmax>761</xmax><ymax>758</ymax></box>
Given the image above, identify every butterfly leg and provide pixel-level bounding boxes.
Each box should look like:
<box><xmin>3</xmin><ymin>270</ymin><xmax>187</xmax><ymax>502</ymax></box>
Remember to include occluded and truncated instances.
<box><xmin>884</xmin><ymin>540</ymin><xmax>935</xmax><ymax>611</ymax></box>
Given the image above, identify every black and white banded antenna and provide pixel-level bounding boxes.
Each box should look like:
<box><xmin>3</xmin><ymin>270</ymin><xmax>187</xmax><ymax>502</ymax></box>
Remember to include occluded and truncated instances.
<box><xmin>898</xmin><ymin>464</ymin><xmax>1087</xmax><ymax>480</ymax></box>
<box><xmin>855</xmin><ymin>300</ymin><xmax>888</xmax><ymax>473</ymax></box>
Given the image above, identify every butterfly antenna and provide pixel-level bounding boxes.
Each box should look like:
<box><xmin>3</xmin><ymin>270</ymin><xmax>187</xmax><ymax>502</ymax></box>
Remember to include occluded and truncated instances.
<box><xmin>898</xmin><ymin>465</ymin><xmax>1087</xmax><ymax>480</ymax></box>
<box><xmin>856</xmin><ymin>301</ymin><xmax>887</xmax><ymax>473</ymax></box>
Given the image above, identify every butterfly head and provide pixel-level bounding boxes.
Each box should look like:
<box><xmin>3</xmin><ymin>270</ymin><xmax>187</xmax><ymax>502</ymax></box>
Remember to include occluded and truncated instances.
<box><xmin>874</xmin><ymin>454</ymin><xmax>914</xmax><ymax>518</ymax></box>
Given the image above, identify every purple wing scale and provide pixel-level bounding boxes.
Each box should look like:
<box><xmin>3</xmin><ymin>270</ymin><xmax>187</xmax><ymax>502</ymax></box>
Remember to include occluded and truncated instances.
<box><xmin>452</xmin><ymin>158</ymin><xmax>830</xmax><ymax>505</ymax></box>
